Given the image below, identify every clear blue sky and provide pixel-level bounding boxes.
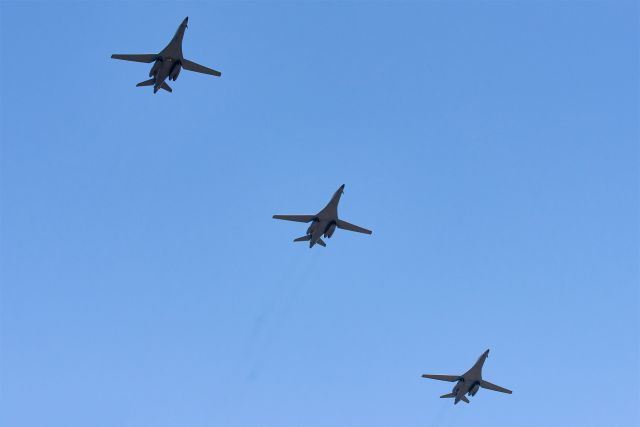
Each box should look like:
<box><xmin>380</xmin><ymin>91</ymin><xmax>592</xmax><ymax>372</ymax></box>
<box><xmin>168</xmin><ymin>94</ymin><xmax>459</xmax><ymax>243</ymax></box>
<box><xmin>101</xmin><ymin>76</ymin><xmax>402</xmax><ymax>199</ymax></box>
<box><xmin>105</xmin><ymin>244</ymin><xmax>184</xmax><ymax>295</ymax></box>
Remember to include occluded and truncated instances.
<box><xmin>1</xmin><ymin>1</ymin><xmax>638</xmax><ymax>426</ymax></box>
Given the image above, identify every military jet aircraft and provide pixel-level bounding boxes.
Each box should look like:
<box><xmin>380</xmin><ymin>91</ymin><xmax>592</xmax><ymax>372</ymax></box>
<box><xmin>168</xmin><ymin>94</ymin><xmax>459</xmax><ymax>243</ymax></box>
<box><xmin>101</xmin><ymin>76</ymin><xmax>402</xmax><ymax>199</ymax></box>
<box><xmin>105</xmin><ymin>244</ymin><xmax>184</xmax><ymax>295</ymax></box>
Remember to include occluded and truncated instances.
<box><xmin>111</xmin><ymin>17</ymin><xmax>221</xmax><ymax>93</ymax></box>
<box><xmin>421</xmin><ymin>349</ymin><xmax>512</xmax><ymax>404</ymax></box>
<box><xmin>273</xmin><ymin>184</ymin><xmax>372</xmax><ymax>248</ymax></box>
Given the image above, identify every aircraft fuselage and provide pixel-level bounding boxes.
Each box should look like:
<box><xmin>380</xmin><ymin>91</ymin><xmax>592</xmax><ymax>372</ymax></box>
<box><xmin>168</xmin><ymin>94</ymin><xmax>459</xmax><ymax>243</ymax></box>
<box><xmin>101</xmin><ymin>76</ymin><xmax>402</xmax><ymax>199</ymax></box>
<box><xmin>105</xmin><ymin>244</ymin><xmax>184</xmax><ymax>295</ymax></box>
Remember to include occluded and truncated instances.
<box><xmin>305</xmin><ymin>186</ymin><xmax>343</xmax><ymax>247</ymax></box>
<box><xmin>451</xmin><ymin>350</ymin><xmax>488</xmax><ymax>404</ymax></box>
<box><xmin>150</xmin><ymin>18</ymin><xmax>187</xmax><ymax>92</ymax></box>
<box><xmin>306</xmin><ymin>218</ymin><xmax>337</xmax><ymax>247</ymax></box>
<box><xmin>451</xmin><ymin>378</ymin><xmax>481</xmax><ymax>403</ymax></box>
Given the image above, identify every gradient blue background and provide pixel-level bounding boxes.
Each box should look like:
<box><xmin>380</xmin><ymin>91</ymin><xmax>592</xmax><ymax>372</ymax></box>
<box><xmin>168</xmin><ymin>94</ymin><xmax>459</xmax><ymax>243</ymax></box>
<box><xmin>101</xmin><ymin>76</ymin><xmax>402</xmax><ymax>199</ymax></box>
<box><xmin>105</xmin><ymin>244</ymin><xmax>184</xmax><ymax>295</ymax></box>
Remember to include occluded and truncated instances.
<box><xmin>1</xmin><ymin>1</ymin><xmax>638</xmax><ymax>426</ymax></box>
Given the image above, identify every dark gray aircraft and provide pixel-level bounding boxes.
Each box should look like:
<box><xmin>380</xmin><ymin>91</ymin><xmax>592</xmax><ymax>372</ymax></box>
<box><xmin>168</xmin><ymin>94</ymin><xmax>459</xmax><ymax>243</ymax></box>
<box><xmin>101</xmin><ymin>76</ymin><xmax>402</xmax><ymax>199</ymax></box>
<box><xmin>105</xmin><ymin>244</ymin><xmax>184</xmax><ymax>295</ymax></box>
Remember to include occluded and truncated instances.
<box><xmin>273</xmin><ymin>184</ymin><xmax>372</xmax><ymax>248</ymax></box>
<box><xmin>421</xmin><ymin>350</ymin><xmax>512</xmax><ymax>404</ymax></box>
<box><xmin>111</xmin><ymin>17</ymin><xmax>221</xmax><ymax>93</ymax></box>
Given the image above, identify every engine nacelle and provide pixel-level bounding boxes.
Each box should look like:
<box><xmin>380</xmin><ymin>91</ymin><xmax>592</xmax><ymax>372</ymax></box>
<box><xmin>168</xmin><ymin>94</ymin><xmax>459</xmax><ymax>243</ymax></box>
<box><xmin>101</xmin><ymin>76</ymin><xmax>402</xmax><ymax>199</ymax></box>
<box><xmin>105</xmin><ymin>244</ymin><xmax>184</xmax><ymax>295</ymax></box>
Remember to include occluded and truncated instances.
<box><xmin>469</xmin><ymin>383</ymin><xmax>480</xmax><ymax>396</ymax></box>
<box><xmin>306</xmin><ymin>219</ymin><xmax>318</xmax><ymax>235</ymax></box>
<box><xmin>169</xmin><ymin>63</ymin><xmax>181</xmax><ymax>81</ymax></box>
<box><xmin>149</xmin><ymin>60</ymin><xmax>161</xmax><ymax>77</ymax></box>
<box><xmin>324</xmin><ymin>222</ymin><xmax>337</xmax><ymax>238</ymax></box>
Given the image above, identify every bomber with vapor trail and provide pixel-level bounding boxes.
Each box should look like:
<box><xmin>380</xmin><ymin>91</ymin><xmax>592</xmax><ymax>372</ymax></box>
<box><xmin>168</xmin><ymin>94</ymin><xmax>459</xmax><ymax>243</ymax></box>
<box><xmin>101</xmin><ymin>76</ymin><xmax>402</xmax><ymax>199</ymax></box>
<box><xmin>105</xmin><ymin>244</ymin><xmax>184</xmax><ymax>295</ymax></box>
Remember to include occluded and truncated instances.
<box><xmin>421</xmin><ymin>349</ymin><xmax>512</xmax><ymax>404</ymax></box>
<box><xmin>273</xmin><ymin>185</ymin><xmax>372</xmax><ymax>248</ymax></box>
<box><xmin>111</xmin><ymin>17</ymin><xmax>221</xmax><ymax>93</ymax></box>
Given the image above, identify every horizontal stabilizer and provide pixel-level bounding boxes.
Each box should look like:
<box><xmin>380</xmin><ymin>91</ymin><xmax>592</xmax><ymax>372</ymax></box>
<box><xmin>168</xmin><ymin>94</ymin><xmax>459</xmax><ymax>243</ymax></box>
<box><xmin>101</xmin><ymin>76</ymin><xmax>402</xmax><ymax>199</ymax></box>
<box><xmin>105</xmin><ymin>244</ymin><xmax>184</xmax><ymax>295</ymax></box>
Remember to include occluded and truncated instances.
<box><xmin>161</xmin><ymin>82</ymin><xmax>172</xmax><ymax>92</ymax></box>
<box><xmin>440</xmin><ymin>393</ymin><xmax>456</xmax><ymax>399</ymax></box>
<box><xmin>111</xmin><ymin>54</ymin><xmax>157</xmax><ymax>63</ymax></box>
<box><xmin>422</xmin><ymin>374</ymin><xmax>460</xmax><ymax>382</ymax></box>
<box><xmin>136</xmin><ymin>78</ymin><xmax>155</xmax><ymax>87</ymax></box>
<box><xmin>273</xmin><ymin>215</ymin><xmax>315</xmax><ymax>223</ymax></box>
<box><xmin>336</xmin><ymin>219</ymin><xmax>372</xmax><ymax>235</ymax></box>
<box><xmin>182</xmin><ymin>59</ymin><xmax>222</xmax><ymax>77</ymax></box>
<box><xmin>480</xmin><ymin>380</ymin><xmax>512</xmax><ymax>394</ymax></box>
<box><xmin>293</xmin><ymin>235</ymin><xmax>311</xmax><ymax>242</ymax></box>
<box><xmin>460</xmin><ymin>395</ymin><xmax>470</xmax><ymax>403</ymax></box>
<box><xmin>316</xmin><ymin>238</ymin><xmax>326</xmax><ymax>247</ymax></box>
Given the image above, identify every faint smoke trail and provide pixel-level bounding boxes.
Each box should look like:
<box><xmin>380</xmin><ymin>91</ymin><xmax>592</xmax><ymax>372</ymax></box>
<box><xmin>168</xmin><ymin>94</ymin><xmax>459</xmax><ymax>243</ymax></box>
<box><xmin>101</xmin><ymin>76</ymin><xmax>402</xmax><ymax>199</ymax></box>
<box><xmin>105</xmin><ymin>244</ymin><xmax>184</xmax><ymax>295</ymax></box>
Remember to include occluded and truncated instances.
<box><xmin>425</xmin><ymin>400</ymin><xmax>449</xmax><ymax>427</ymax></box>
<box><xmin>218</xmin><ymin>252</ymin><xmax>319</xmax><ymax>424</ymax></box>
<box><xmin>246</xmin><ymin>254</ymin><xmax>317</xmax><ymax>378</ymax></box>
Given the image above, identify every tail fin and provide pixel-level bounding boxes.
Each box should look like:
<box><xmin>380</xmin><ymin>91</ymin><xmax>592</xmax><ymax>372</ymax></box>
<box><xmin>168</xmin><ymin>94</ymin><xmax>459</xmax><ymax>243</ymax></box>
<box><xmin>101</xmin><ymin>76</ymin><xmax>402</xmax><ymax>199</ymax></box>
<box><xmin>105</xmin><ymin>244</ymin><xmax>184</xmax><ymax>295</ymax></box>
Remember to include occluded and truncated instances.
<box><xmin>293</xmin><ymin>235</ymin><xmax>311</xmax><ymax>242</ymax></box>
<box><xmin>136</xmin><ymin>78</ymin><xmax>155</xmax><ymax>87</ymax></box>
<box><xmin>440</xmin><ymin>393</ymin><xmax>456</xmax><ymax>399</ymax></box>
<box><xmin>454</xmin><ymin>395</ymin><xmax>470</xmax><ymax>404</ymax></box>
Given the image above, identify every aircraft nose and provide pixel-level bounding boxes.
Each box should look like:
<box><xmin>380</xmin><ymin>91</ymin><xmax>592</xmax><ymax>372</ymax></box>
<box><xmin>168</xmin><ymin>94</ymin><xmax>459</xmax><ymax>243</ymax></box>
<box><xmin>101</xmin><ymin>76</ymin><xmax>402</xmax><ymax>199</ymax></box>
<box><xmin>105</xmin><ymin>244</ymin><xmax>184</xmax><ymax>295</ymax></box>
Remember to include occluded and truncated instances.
<box><xmin>183</xmin><ymin>17</ymin><xmax>189</xmax><ymax>25</ymax></box>
<box><xmin>484</xmin><ymin>349</ymin><xmax>490</xmax><ymax>357</ymax></box>
<box><xmin>339</xmin><ymin>184</ymin><xmax>345</xmax><ymax>191</ymax></box>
